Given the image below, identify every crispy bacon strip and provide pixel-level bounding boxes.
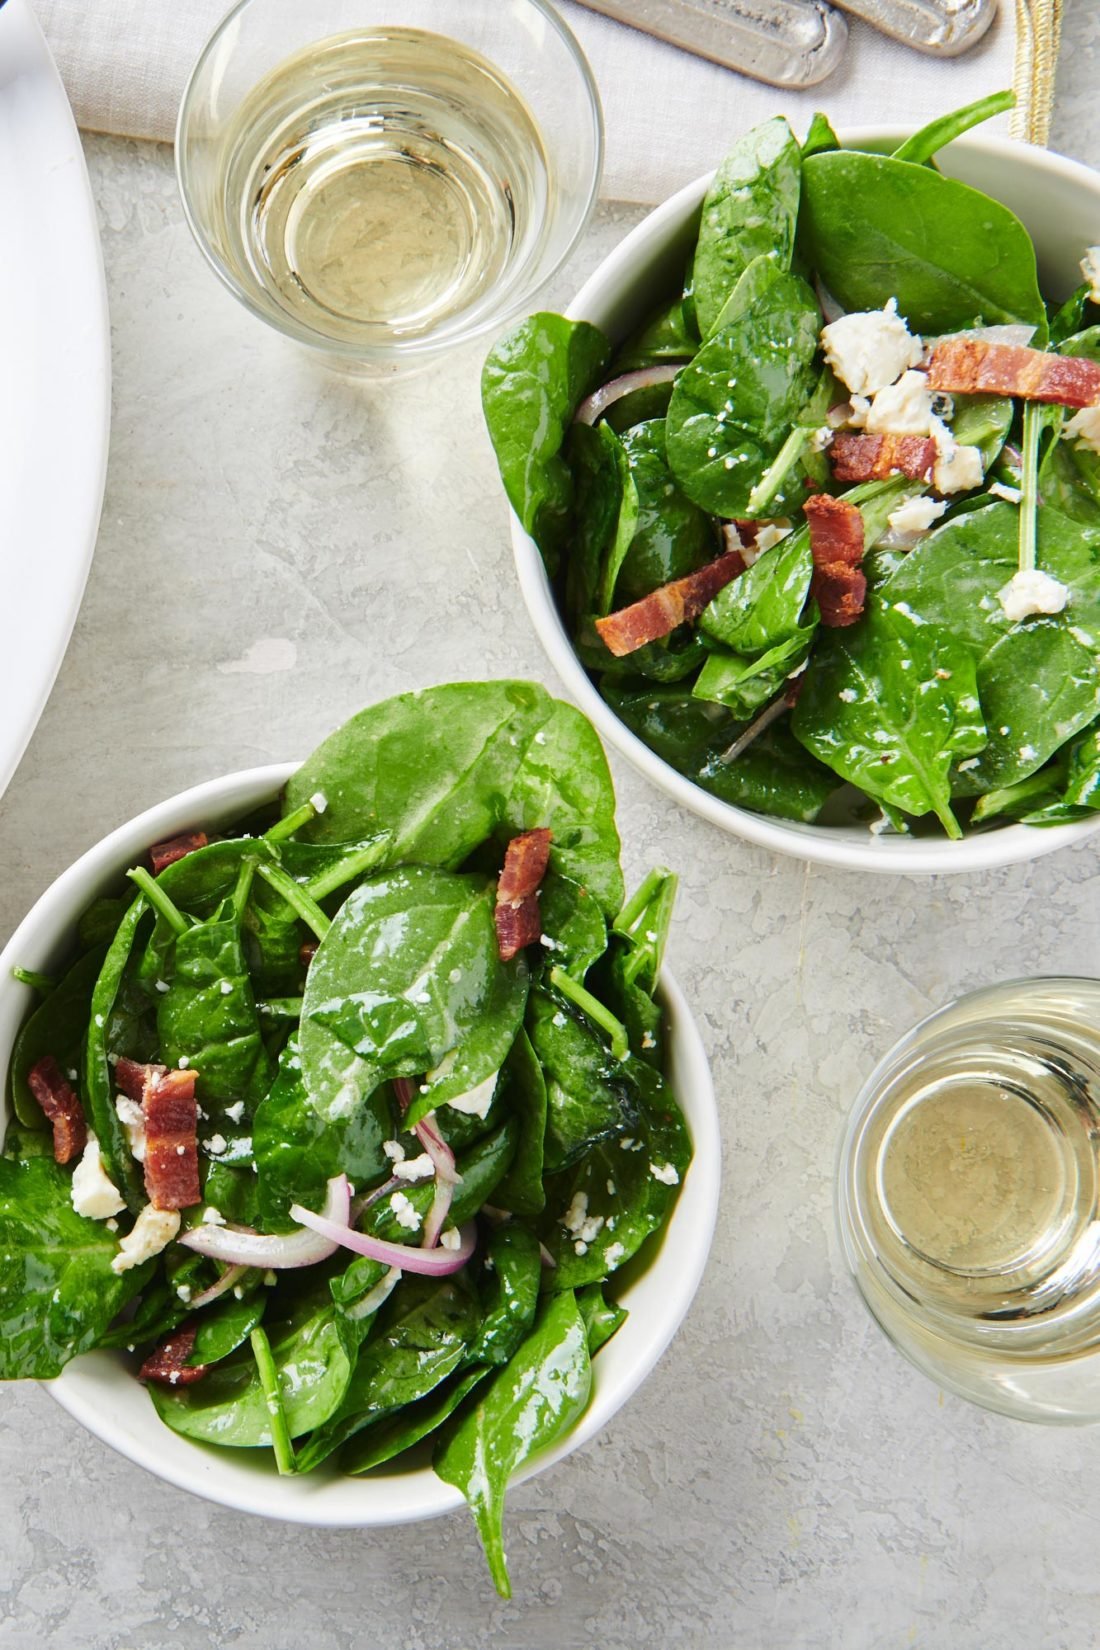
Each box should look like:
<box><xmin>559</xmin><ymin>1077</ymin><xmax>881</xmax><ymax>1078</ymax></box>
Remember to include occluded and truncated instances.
<box><xmin>928</xmin><ymin>337</ymin><xmax>1100</xmax><ymax>409</ymax></box>
<box><xmin>115</xmin><ymin>1056</ymin><xmax>165</xmax><ymax>1103</ymax></box>
<box><xmin>830</xmin><ymin>433</ymin><xmax>936</xmax><ymax>484</ymax></box>
<box><xmin>594</xmin><ymin>550</ymin><xmax>746</xmax><ymax>658</ymax></box>
<box><xmin>142</xmin><ymin>1067</ymin><xmax>201</xmax><ymax>1211</ymax></box>
<box><xmin>495</xmin><ymin>828</ymin><xmax>552</xmax><ymax>962</ymax></box>
<box><xmin>27</xmin><ymin>1055</ymin><xmax>87</xmax><ymax>1164</ymax></box>
<box><xmin>804</xmin><ymin>495</ymin><xmax>867</xmax><ymax>630</ymax></box>
<box><xmin>139</xmin><ymin>1324</ymin><xmax>207</xmax><ymax>1387</ymax></box>
<box><xmin>150</xmin><ymin>831</ymin><xmax>208</xmax><ymax>877</ymax></box>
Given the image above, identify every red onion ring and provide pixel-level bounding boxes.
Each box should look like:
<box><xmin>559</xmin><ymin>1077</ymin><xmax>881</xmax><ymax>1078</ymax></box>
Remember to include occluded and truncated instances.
<box><xmin>179</xmin><ymin>1175</ymin><xmax>350</xmax><ymax>1268</ymax></box>
<box><xmin>289</xmin><ymin>1207</ymin><xmax>476</xmax><ymax>1275</ymax></box>
<box><xmin>189</xmin><ymin>1263</ymin><xmax>249</xmax><ymax>1310</ymax></box>
<box><xmin>575</xmin><ymin>364</ymin><xmax>680</xmax><ymax>427</ymax></box>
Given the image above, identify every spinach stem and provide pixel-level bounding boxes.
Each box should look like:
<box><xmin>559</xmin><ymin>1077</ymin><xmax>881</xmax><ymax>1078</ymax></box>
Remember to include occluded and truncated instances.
<box><xmin>11</xmin><ymin>967</ymin><xmax>56</xmax><ymax>998</ymax></box>
<box><xmin>232</xmin><ymin>856</ymin><xmax>259</xmax><ymax>922</ymax></box>
<box><xmin>892</xmin><ymin>90</ymin><xmax>1016</xmax><ymax>167</ymax></box>
<box><xmin>126</xmin><ymin>867</ymin><xmax>189</xmax><ymax>936</ymax></box>
<box><xmin>265</xmin><ymin>802</ymin><xmax>317</xmax><ymax>844</ymax></box>
<box><xmin>257</xmin><ymin>997</ymin><xmax>305</xmax><ymax>1020</ymax></box>
<box><xmin>305</xmin><ymin>837</ymin><xmax>390</xmax><ymax>902</ymax></box>
<box><xmin>1018</xmin><ymin>401</ymin><xmax>1042</xmax><ymax>573</ymax></box>
<box><xmin>746</xmin><ymin>425</ymin><xmax>810</xmax><ymax>517</ymax></box>
<box><xmin>249</xmin><ymin>1327</ymin><xmax>295</xmax><ymax>1475</ymax></box>
<box><xmin>255</xmin><ymin>862</ymin><xmax>331</xmax><ymax>940</ymax></box>
<box><xmin>613</xmin><ymin>869</ymin><xmax>668</xmax><ymax>938</ymax></box>
<box><xmin>549</xmin><ymin>966</ymin><xmax>630</xmax><ymax>1062</ymax></box>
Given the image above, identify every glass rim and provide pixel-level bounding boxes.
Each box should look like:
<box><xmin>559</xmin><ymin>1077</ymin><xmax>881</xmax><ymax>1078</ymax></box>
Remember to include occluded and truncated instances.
<box><xmin>174</xmin><ymin>0</ymin><xmax>605</xmax><ymax>363</ymax></box>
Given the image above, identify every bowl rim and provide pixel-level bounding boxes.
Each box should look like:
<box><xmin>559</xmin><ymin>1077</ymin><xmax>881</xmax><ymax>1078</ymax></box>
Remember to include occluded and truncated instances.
<box><xmin>511</xmin><ymin>128</ymin><xmax>1100</xmax><ymax>875</ymax></box>
<box><xmin>0</xmin><ymin>761</ymin><xmax>720</xmax><ymax>1528</ymax></box>
<box><xmin>174</xmin><ymin>0</ymin><xmax>606</xmax><ymax>365</ymax></box>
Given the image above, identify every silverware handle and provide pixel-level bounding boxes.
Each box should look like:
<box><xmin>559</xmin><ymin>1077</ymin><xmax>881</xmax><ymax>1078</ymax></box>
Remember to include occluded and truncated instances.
<box><xmin>572</xmin><ymin>0</ymin><xmax>849</xmax><ymax>89</ymax></box>
<box><xmin>831</xmin><ymin>0</ymin><xmax>997</xmax><ymax>55</ymax></box>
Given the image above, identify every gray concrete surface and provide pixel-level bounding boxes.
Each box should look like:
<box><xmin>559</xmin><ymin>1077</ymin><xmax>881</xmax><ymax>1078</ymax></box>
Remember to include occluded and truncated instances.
<box><xmin>3</xmin><ymin>5</ymin><xmax>1100</xmax><ymax>1645</ymax></box>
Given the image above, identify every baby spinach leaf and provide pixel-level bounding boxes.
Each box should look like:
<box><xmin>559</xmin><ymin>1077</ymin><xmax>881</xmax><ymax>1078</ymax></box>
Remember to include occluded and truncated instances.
<box><xmin>466</xmin><ymin>1225</ymin><xmax>541</xmax><ymax>1367</ymax></box>
<box><xmin>151</xmin><ymin>1285</ymin><xmax>355</xmax><ymax>1447</ymax></box>
<box><xmin>492</xmin><ymin>1030</ymin><xmax>548</xmax><ymax>1217</ymax></box>
<box><xmin>666</xmin><ymin>260</ymin><xmax>820</xmax><ymax>518</ymax></box>
<box><xmin>1063</xmin><ymin>722</ymin><xmax>1100</xmax><ymax>808</ymax></box>
<box><xmin>604</xmin><ymin>682</ymin><xmax>837</xmax><ymax>823</ymax></box>
<box><xmin>612</xmin><ymin>297</ymin><xmax>697</xmax><ymax>374</ymax></box>
<box><xmin>799</xmin><ymin>151</ymin><xmax>1047</xmax><ymax>338</ymax></box>
<box><xmin>434</xmin><ymin>1288</ymin><xmax>592</xmax><ymax>1599</ymax></box>
<box><xmin>342</xmin><ymin>1366</ymin><xmax>490</xmax><ymax>1475</ymax></box>
<box><xmin>283</xmin><ymin>683</ymin><xmax>624</xmax><ymax>920</ymax></box>
<box><xmin>699</xmin><ymin>528</ymin><xmax>814</xmax><ymax>656</ymax></box>
<box><xmin>889</xmin><ymin>90</ymin><xmax>1015</xmax><ymax>167</ymax></box>
<box><xmin>0</xmin><ymin>1157</ymin><xmax>150</xmax><ymax>1377</ymax></box>
<box><xmin>190</xmin><ymin>1289</ymin><xmax>267</xmax><ymax>1367</ymax></box>
<box><xmin>611</xmin><ymin>868</ymin><xmax>676</xmax><ymax>1001</ymax></box>
<box><xmin>537</xmin><ymin>871</ymin><xmax>608</xmax><ymax>983</ymax></box>
<box><xmin>84</xmin><ymin>894</ymin><xmax>150</xmax><ymax>1210</ymax></box>
<box><xmin>295</xmin><ymin>1274</ymin><xmax>481</xmax><ymax>1471</ymax></box>
<box><xmin>800</xmin><ymin>112</ymin><xmax>838</xmax><ymax>159</ymax></box>
<box><xmin>575</xmin><ymin>619</ymin><xmax>708</xmax><ymax>684</ymax></box>
<box><xmin>965</xmin><ymin>624</ymin><xmax>1100</xmax><ymax>791</ymax></box>
<box><xmin>576</xmin><ymin>1283</ymin><xmax>628</xmax><ymax>1355</ymax></box>
<box><xmin>9</xmin><ymin>944</ymin><xmax>106</xmax><ymax>1130</ymax></box>
<box><xmin>540</xmin><ymin>1061</ymin><xmax>690</xmax><ymax>1288</ymax></box>
<box><xmin>613</xmin><ymin>420</ymin><xmax>714</xmax><ymax>606</ymax></box>
<box><xmin>693</xmin><ymin>628</ymin><xmax>815</xmax><ymax>717</ymax></box>
<box><xmin>253</xmin><ymin>1039</ymin><xmax>392</xmax><ymax>1229</ymax></box>
<box><xmin>299</xmin><ymin>867</ymin><xmax>527</xmax><ymax>1125</ymax></box>
<box><xmin>527</xmin><ymin>987</ymin><xmax>636</xmax><ymax>1174</ymax></box>
<box><xmin>690</xmin><ymin>116</ymin><xmax>801</xmax><ymax>338</ymax></box>
<box><xmin>482</xmin><ymin>314</ymin><xmax>610</xmax><ymax>571</ymax></box>
<box><xmin>793</xmin><ymin>602</ymin><xmax>986</xmax><ymax>835</ymax></box>
<box><xmin>565</xmin><ymin>421</ymin><xmax>639</xmax><ymax>620</ymax></box>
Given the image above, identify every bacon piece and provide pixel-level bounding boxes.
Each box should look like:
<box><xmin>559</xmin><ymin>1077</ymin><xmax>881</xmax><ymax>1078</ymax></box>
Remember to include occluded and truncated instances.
<box><xmin>26</xmin><ymin>1055</ymin><xmax>87</xmax><ymax>1164</ymax></box>
<box><xmin>149</xmin><ymin>831</ymin><xmax>208</xmax><ymax>877</ymax></box>
<box><xmin>928</xmin><ymin>337</ymin><xmax>1100</xmax><ymax>409</ymax></box>
<box><xmin>138</xmin><ymin>1323</ymin><xmax>206</xmax><ymax>1387</ymax></box>
<box><xmin>830</xmin><ymin>433</ymin><xmax>936</xmax><ymax>484</ymax></box>
<box><xmin>114</xmin><ymin>1056</ymin><xmax>165</xmax><ymax>1103</ymax></box>
<box><xmin>142</xmin><ymin>1067</ymin><xmax>201</xmax><ymax>1211</ymax></box>
<box><xmin>299</xmin><ymin>939</ymin><xmax>318</xmax><ymax>969</ymax></box>
<box><xmin>495</xmin><ymin>828</ymin><xmax>552</xmax><ymax>962</ymax></box>
<box><xmin>804</xmin><ymin>495</ymin><xmax>867</xmax><ymax>630</ymax></box>
<box><xmin>594</xmin><ymin>551</ymin><xmax>746</xmax><ymax>658</ymax></box>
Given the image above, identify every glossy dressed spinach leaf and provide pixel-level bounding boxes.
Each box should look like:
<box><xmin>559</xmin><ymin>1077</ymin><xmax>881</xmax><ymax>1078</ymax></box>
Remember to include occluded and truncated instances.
<box><xmin>693</xmin><ymin>628</ymin><xmax>815</xmax><ymax>717</ymax></box>
<box><xmin>342</xmin><ymin>1366</ymin><xmax>490</xmax><ymax>1475</ymax></box>
<box><xmin>466</xmin><ymin>1225</ymin><xmax>541</xmax><ymax>1367</ymax></box>
<box><xmin>434</xmin><ymin>1288</ymin><xmax>592</xmax><ymax>1599</ymax></box>
<box><xmin>613</xmin><ymin>419</ymin><xmax>714</xmax><ymax>606</ymax></box>
<box><xmin>966</xmin><ymin>624</ymin><xmax>1100</xmax><ymax>791</ymax></box>
<box><xmin>612</xmin><ymin>297</ymin><xmax>698</xmax><ymax>375</ymax></box>
<box><xmin>699</xmin><ymin>528</ymin><xmax>814</xmax><ymax>656</ymax></box>
<box><xmin>190</xmin><ymin>1289</ymin><xmax>267</xmax><ymax>1367</ymax></box>
<box><xmin>492</xmin><ymin>1029</ymin><xmax>549</xmax><ymax>1217</ymax></box>
<box><xmin>690</xmin><ymin>115</ymin><xmax>801</xmax><ymax>338</ymax></box>
<box><xmin>565</xmin><ymin>421</ymin><xmax>639</xmax><ymax>621</ymax></box>
<box><xmin>0</xmin><ymin>1157</ymin><xmax>151</xmax><ymax>1377</ymax></box>
<box><xmin>482</xmin><ymin>314</ymin><xmax>610</xmax><ymax>572</ymax></box>
<box><xmin>527</xmin><ymin>987</ymin><xmax>635</xmax><ymax>1174</ymax></box>
<box><xmin>253</xmin><ymin>1038</ymin><xmax>392</xmax><ymax>1228</ymax></box>
<box><xmin>299</xmin><ymin>867</ymin><xmax>527</xmax><ymax>1124</ymax></box>
<box><xmin>282</xmin><ymin>683</ymin><xmax>624</xmax><ymax>920</ymax></box>
<box><xmin>576</xmin><ymin>1283</ymin><xmax>628</xmax><ymax>1355</ymax></box>
<box><xmin>799</xmin><ymin>151</ymin><xmax>1047</xmax><ymax>339</ymax></box>
<box><xmin>792</xmin><ymin>601</ymin><xmax>987</xmax><ymax>834</ymax></box>
<box><xmin>666</xmin><ymin>259</ymin><xmax>821</xmax><ymax>518</ymax></box>
<box><xmin>83</xmin><ymin>894</ymin><xmax>150</xmax><ymax>1210</ymax></box>
<box><xmin>537</xmin><ymin>871</ymin><xmax>608</xmax><ymax>983</ymax></box>
<box><xmin>9</xmin><ymin>944</ymin><xmax>106</xmax><ymax>1130</ymax></box>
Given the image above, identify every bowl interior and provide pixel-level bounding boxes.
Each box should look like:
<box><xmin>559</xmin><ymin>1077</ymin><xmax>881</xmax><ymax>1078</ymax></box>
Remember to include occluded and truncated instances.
<box><xmin>513</xmin><ymin>132</ymin><xmax>1100</xmax><ymax>874</ymax></box>
<box><xmin>0</xmin><ymin>766</ymin><xmax>719</xmax><ymax>1526</ymax></box>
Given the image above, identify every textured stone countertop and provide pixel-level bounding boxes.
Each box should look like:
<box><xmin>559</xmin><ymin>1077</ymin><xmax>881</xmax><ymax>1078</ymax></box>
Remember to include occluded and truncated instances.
<box><xmin>3</xmin><ymin>10</ymin><xmax>1100</xmax><ymax>1647</ymax></box>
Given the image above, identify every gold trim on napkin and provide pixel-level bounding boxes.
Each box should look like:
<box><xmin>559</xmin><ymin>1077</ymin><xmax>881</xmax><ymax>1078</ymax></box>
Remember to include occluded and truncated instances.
<box><xmin>1011</xmin><ymin>0</ymin><xmax>1063</xmax><ymax>146</ymax></box>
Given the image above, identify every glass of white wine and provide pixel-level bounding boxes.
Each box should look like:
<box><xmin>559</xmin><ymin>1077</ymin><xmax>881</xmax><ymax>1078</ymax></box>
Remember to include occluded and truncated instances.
<box><xmin>838</xmin><ymin>979</ymin><xmax>1100</xmax><ymax>1424</ymax></box>
<box><xmin>176</xmin><ymin>0</ymin><xmax>602</xmax><ymax>371</ymax></box>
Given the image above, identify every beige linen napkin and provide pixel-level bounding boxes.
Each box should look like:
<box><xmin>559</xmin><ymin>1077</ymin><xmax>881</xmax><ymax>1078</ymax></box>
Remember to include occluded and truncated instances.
<box><xmin>34</xmin><ymin>0</ymin><xmax>1054</xmax><ymax>204</ymax></box>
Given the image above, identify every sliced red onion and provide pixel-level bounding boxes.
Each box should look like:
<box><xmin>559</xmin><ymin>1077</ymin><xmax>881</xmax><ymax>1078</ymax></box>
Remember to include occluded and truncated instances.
<box><xmin>392</xmin><ymin>1076</ymin><xmax>417</xmax><ymax>1112</ymax></box>
<box><xmin>876</xmin><ymin>526</ymin><xmax>928</xmax><ymax>552</ymax></box>
<box><xmin>415</xmin><ymin>1118</ymin><xmax>458</xmax><ymax>1249</ymax></box>
<box><xmin>932</xmin><ymin>323</ymin><xmax>1036</xmax><ymax>350</ymax></box>
<box><xmin>190</xmin><ymin>1263</ymin><xmax>249</xmax><ymax>1310</ymax></box>
<box><xmin>179</xmin><ymin>1175</ymin><xmax>350</xmax><ymax>1268</ymax></box>
<box><xmin>288</xmin><ymin>1206</ymin><xmax>476</xmax><ymax>1275</ymax></box>
<box><xmin>814</xmin><ymin>277</ymin><xmax>844</xmax><ymax>325</ymax></box>
<box><xmin>575</xmin><ymin>364</ymin><xmax>680</xmax><ymax>427</ymax></box>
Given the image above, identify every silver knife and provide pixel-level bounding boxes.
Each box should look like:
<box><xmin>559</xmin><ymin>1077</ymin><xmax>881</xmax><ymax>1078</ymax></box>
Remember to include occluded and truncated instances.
<box><xmin>832</xmin><ymin>0</ymin><xmax>997</xmax><ymax>55</ymax></box>
<box><xmin>572</xmin><ymin>0</ymin><xmax>849</xmax><ymax>89</ymax></box>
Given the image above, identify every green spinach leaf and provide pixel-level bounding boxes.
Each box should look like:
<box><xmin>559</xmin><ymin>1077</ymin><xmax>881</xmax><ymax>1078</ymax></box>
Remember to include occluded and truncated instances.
<box><xmin>342</xmin><ymin>1366</ymin><xmax>490</xmax><ymax>1475</ymax></box>
<box><xmin>466</xmin><ymin>1225</ymin><xmax>541</xmax><ymax>1367</ymax></box>
<box><xmin>9</xmin><ymin>945</ymin><xmax>106</xmax><ymax>1130</ymax></box>
<box><xmin>690</xmin><ymin>116</ymin><xmax>801</xmax><ymax>338</ymax></box>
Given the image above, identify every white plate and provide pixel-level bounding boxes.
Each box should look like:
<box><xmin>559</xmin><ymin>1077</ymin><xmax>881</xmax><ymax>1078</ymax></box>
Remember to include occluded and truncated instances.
<box><xmin>0</xmin><ymin>0</ymin><xmax>110</xmax><ymax>800</ymax></box>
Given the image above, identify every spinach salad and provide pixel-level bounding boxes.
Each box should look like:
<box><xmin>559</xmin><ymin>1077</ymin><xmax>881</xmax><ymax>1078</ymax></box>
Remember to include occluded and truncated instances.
<box><xmin>0</xmin><ymin>683</ymin><xmax>693</xmax><ymax>1597</ymax></box>
<box><xmin>484</xmin><ymin>93</ymin><xmax>1100</xmax><ymax>839</ymax></box>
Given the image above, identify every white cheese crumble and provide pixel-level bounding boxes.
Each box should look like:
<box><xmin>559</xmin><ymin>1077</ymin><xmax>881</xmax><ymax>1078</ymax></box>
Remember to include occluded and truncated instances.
<box><xmin>177</xmin><ymin>1056</ymin><xmax>190</xmax><ymax>1069</ymax></box>
<box><xmin>1081</xmin><ymin>246</ymin><xmax>1100</xmax><ymax>304</ymax></box>
<box><xmin>389</xmin><ymin>1191</ymin><xmax>422</xmax><ymax>1231</ymax></box>
<box><xmin>865</xmin><ymin>370</ymin><xmax>936</xmax><ymax>436</ymax></box>
<box><xmin>382</xmin><ymin>1139</ymin><xmax>406</xmax><ymax>1163</ymax></box>
<box><xmin>1064</xmin><ymin>406</ymin><xmax>1100</xmax><ymax>455</ymax></box>
<box><xmin>988</xmin><ymin>482</ymin><xmax>1023</xmax><ymax>504</ymax></box>
<box><xmin>393</xmin><ymin>1153</ymin><xmax>434</xmax><ymax>1182</ymax></box>
<box><xmin>809</xmin><ymin>425</ymin><xmax>833</xmax><ymax>453</ymax></box>
<box><xmin>309</xmin><ymin>790</ymin><xmax>328</xmax><ymax>814</ymax></box>
<box><xmin>219</xmin><ymin>980</ymin><xmax>234</xmax><ymax>996</ymax></box>
<box><xmin>574</xmin><ymin>1240</ymin><xmax>588</xmax><ymax>1256</ymax></box>
<box><xmin>605</xmin><ymin>1242</ymin><xmax>625</xmax><ymax>1267</ymax></box>
<box><xmin>202</xmin><ymin>1205</ymin><xmax>226</xmax><ymax>1226</ymax></box>
<box><xmin>205</xmin><ymin>1133</ymin><xmax>228</xmax><ymax>1155</ymax></box>
<box><xmin>439</xmin><ymin>1227</ymin><xmax>462</xmax><ymax>1251</ymax></box>
<box><xmin>649</xmin><ymin>1161</ymin><xmax>681</xmax><ymax>1186</ymax></box>
<box><xmin>931</xmin><ymin>417</ymin><xmax>984</xmax><ymax>494</ymax></box>
<box><xmin>111</xmin><ymin>1206</ymin><xmax>180</xmax><ymax>1273</ymax></box>
<box><xmin>838</xmin><ymin>687</ymin><xmax>858</xmax><ymax>703</ymax></box>
<box><xmin>561</xmin><ymin>1191</ymin><xmax>605</xmax><ymax>1244</ymax></box>
<box><xmin>115</xmin><ymin>1096</ymin><xmax>147</xmax><ymax>1163</ymax></box>
<box><xmin>998</xmin><ymin>568</ymin><xmax>1069</xmax><ymax>622</ymax></box>
<box><xmin>444</xmin><ymin>1070</ymin><xmax>499</xmax><ymax>1119</ymax></box>
<box><xmin>224</xmin><ymin>1100</ymin><xmax>245</xmax><ymax>1124</ymax></box>
<box><xmin>70</xmin><ymin>1134</ymin><xmax>126</xmax><ymax>1220</ymax></box>
<box><xmin>820</xmin><ymin>299</ymin><xmax>923</xmax><ymax>397</ymax></box>
<box><xmin>753</xmin><ymin>522</ymin><xmax>792</xmax><ymax>556</ymax></box>
<box><xmin>887</xmin><ymin>497</ymin><xmax>948</xmax><ymax>536</ymax></box>
<box><xmin>176</xmin><ymin>1284</ymin><xmax>192</xmax><ymax>1303</ymax></box>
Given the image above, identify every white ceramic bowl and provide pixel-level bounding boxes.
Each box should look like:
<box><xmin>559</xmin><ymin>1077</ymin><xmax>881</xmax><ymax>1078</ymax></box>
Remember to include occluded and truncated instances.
<box><xmin>0</xmin><ymin>765</ymin><xmax>720</xmax><ymax>1527</ymax></box>
<box><xmin>512</xmin><ymin>131</ymin><xmax>1100</xmax><ymax>875</ymax></box>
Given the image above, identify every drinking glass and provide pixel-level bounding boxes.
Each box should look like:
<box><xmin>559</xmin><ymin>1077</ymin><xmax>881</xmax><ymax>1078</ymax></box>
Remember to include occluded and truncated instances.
<box><xmin>176</xmin><ymin>0</ymin><xmax>603</xmax><ymax>371</ymax></box>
